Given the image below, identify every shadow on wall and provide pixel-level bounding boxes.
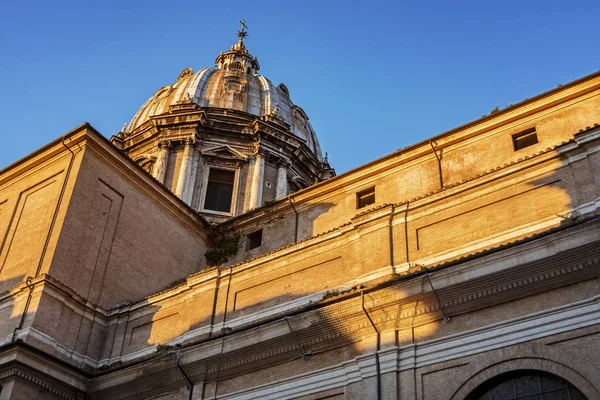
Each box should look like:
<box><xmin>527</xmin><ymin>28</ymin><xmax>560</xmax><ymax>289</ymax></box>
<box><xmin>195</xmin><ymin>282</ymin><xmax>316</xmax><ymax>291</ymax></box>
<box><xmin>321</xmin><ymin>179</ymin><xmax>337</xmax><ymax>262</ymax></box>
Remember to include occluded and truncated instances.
<box><xmin>103</xmin><ymin>141</ymin><xmax>600</xmax><ymax>398</ymax></box>
<box><xmin>2</xmin><ymin>132</ymin><xmax>597</xmax><ymax>399</ymax></box>
<box><xmin>0</xmin><ymin>274</ymin><xmax>26</xmax><ymax>344</ymax></box>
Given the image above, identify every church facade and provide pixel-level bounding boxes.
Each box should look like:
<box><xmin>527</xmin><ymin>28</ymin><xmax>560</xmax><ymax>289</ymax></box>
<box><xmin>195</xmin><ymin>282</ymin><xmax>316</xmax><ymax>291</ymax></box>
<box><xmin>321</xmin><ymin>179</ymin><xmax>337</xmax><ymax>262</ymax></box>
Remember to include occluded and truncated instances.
<box><xmin>0</xmin><ymin>29</ymin><xmax>600</xmax><ymax>400</ymax></box>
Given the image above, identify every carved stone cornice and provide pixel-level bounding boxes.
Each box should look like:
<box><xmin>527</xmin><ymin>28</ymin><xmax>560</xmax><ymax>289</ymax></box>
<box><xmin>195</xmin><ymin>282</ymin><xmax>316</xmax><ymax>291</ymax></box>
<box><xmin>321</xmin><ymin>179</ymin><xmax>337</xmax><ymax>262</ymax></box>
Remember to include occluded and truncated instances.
<box><xmin>277</xmin><ymin>157</ymin><xmax>292</xmax><ymax>168</ymax></box>
<box><xmin>201</xmin><ymin>145</ymin><xmax>247</xmax><ymax>160</ymax></box>
<box><xmin>198</xmin><ymin>110</ymin><xmax>210</xmax><ymax>127</ymax></box>
<box><xmin>158</xmin><ymin>139</ymin><xmax>172</xmax><ymax>149</ymax></box>
<box><xmin>169</xmin><ymin>100</ymin><xmax>198</xmax><ymax>113</ymax></box>
<box><xmin>256</xmin><ymin>147</ymin><xmax>270</xmax><ymax>158</ymax></box>
<box><xmin>0</xmin><ymin>366</ymin><xmax>82</xmax><ymax>400</ymax></box>
<box><xmin>132</xmin><ymin>153</ymin><xmax>157</xmax><ymax>163</ymax></box>
<box><xmin>182</xmin><ymin>137</ymin><xmax>196</xmax><ymax>147</ymax></box>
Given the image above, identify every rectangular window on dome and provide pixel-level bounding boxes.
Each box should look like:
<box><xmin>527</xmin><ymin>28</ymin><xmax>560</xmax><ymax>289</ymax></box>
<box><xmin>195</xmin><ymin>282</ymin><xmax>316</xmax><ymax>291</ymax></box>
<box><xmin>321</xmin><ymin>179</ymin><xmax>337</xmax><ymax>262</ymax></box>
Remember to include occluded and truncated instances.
<box><xmin>204</xmin><ymin>168</ymin><xmax>235</xmax><ymax>213</ymax></box>
<box><xmin>512</xmin><ymin>128</ymin><xmax>538</xmax><ymax>151</ymax></box>
<box><xmin>356</xmin><ymin>187</ymin><xmax>375</xmax><ymax>209</ymax></box>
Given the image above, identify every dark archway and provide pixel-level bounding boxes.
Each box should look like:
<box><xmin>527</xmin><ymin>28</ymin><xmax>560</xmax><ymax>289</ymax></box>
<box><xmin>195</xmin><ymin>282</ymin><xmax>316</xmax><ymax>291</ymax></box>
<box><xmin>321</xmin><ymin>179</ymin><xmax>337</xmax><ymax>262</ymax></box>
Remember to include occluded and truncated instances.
<box><xmin>466</xmin><ymin>370</ymin><xmax>587</xmax><ymax>400</ymax></box>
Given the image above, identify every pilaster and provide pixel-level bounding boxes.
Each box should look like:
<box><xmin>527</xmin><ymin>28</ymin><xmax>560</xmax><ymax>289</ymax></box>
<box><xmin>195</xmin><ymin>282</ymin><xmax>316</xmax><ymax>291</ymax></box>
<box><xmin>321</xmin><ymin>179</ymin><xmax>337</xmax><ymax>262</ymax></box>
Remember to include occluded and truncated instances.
<box><xmin>183</xmin><ymin>145</ymin><xmax>201</xmax><ymax>205</ymax></box>
<box><xmin>249</xmin><ymin>149</ymin><xmax>267</xmax><ymax>209</ymax></box>
<box><xmin>176</xmin><ymin>138</ymin><xmax>195</xmax><ymax>199</ymax></box>
<box><xmin>275</xmin><ymin>158</ymin><xmax>291</xmax><ymax>199</ymax></box>
<box><xmin>154</xmin><ymin>140</ymin><xmax>171</xmax><ymax>184</ymax></box>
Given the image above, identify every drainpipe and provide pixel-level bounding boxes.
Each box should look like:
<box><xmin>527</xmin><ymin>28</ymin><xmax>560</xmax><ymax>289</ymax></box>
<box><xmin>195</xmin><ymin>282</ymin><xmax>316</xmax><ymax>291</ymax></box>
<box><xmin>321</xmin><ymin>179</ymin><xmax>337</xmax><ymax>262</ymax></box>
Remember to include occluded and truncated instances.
<box><xmin>208</xmin><ymin>267</ymin><xmax>221</xmax><ymax>338</ymax></box>
<box><xmin>288</xmin><ymin>197</ymin><xmax>299</xmax><ymax>243</ymax></box>
<box><xmin>404</xmin><ymin>201</ymin><xmax>410</xmax><ymax>265</ymax></box>
<box><xmin>12</xmin><ymin>134</ymin><xmax>76</xmax><ymax>342</ymax></box>
<box><xmin>429</xmin><ymin>139</ymin><xmax>443</xmax><ymax>190</ymax></box>
<box><xmin>361</xmin><ymin>291</ymin><xmax>381</xmax><ymax>400</ymax></box>
<box><xmin>388</xmin><ymin>204</ymin><xmax>395</xmax><ymax>269</ymax></box>
<box><xmin>176</xmin><ymin>351</ymin><xmax>194</xmax><ymax>400</ymax></box>
<box><xmin>220</xmin><ymin>266</ymin><xmax>233</xmax><ymax>332</ymax></box>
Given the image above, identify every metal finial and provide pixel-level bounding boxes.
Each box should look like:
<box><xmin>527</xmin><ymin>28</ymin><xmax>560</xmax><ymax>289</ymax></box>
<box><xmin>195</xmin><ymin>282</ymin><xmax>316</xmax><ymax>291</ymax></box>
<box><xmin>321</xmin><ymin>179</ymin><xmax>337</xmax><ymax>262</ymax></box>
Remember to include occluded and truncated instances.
<box><xmin>237</xmin><ymin>19</ymin><xmax>248</xmax><ymax>41</ymax></box>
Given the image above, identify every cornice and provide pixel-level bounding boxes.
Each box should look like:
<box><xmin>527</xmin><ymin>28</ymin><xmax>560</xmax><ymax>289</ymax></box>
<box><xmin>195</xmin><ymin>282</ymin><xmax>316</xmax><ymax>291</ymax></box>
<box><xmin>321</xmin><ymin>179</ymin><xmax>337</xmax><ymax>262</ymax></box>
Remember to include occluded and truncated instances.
<box><xmin>5</xmin><ymin>218</ymin><xmax>598</xmax><ymax>383</ymax></box>
<box><xmin>124</xmin><ymin>107</ymin><xmax>323</xmax><ymax>171</ymax></box>
<box><xmin>0</xmin><ymin>367</ymin><xmax>80</xmax><ymax>399</ymax></box>
<box><xmin>0</xmin><ymin>341</ymin><xmax>89</xmax><ymax>391</ymax></box>
<box><xmin>218</xmin><ymin>133</ymin><xmax>576</xmax><ymax>235</ymax></box>
<box><xmin>328</xmin><ymin>71</ymin><xmax>600</xmax><ymax>185</ymax></box>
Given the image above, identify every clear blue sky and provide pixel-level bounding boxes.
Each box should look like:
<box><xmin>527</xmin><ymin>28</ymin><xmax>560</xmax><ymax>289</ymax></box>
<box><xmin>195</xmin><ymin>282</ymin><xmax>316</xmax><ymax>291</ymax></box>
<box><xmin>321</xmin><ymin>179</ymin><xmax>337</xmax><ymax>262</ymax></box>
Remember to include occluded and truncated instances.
<box><xmin>1</xmin><ymin>0</ymin><xmax>599</xmax><ymax>173</ymax></box>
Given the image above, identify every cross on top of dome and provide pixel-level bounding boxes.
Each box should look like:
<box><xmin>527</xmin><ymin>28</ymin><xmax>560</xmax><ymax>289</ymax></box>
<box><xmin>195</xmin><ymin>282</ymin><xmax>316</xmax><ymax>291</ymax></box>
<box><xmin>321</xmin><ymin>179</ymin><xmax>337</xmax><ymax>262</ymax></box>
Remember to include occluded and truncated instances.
<box><xmin>216</xmin><ymin>20</ymin><xmax>259</xmax><ymax>72</ymax></box>
<box><xmin>237</xmin><ymin>19</ymin><xmax>248</xmax><ymax>42</ymax></box>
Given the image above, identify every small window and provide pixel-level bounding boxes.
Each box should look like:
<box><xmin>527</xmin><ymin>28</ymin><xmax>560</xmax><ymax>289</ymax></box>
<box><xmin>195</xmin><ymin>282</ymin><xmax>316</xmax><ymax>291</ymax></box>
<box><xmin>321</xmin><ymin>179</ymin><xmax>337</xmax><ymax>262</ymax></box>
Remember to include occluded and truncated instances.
<box><xmin>204</xmin><ymin>169</ymin><xmax>235</xmax><ymax>213</ymax></box>
<box><xmin>512</xmin><ymin>128</ymin><xmax>538</xmax><ymax>151</ymax></box>
<box><xmin>247</xmin><ymin>230</ymin><xmax>262</xmax><ymax>250</ymax></box>
<box><xmin>356</xmin><ymin>187</ymin><xmax>375</xmax><ymax>209</ymax></box>
<box><xmin>230</xmin><ymin>62</ymin><xmax>243</xmax><ymax>71</ymax></box>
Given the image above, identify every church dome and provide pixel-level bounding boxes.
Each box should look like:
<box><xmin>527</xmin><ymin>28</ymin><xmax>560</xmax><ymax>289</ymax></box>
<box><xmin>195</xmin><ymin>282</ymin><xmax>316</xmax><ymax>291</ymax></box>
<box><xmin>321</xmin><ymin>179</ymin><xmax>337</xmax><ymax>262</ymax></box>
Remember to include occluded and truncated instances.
<box><xmin>125</xmin><ymin>38</ymin><xmax>324</xmax><ymax>161</ymax></box>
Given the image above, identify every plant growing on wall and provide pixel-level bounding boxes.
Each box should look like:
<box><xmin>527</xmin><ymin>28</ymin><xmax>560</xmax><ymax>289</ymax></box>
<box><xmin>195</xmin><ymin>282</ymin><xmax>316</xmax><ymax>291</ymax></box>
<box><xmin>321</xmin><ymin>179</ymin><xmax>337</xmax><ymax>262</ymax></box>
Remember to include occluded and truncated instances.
<box><xmin>204</xmin><ymin>231</ymin><xmax>240</xmax><ymax>266</ymax></box>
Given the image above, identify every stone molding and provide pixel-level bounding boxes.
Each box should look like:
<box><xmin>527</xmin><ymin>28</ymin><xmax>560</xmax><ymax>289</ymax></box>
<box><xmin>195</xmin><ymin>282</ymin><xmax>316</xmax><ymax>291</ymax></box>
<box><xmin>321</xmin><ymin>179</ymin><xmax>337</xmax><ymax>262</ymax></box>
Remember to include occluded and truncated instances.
<box><xmin>196</xmin><ymin>298</ymin><xmax>600</xmax><ymax>400</ymax></box>
<box><xmin>221</xmin><ymin>133</ymin><xmax>578</xmax><ymax>232</ymax></box>
<box><xmin>85</xmin><ymin>231</ymin><xmax>600</xmax><ymax>396</ymax></box>
<box><xmin>0</xmin><ymin>367</ymin><xmax>81</xmax><ymax>399</ymax></box>
<box><xmin>182</xmin><ymin>136</ymin><xmax>196</xmax><ymax>147</ymax></box>
<box><xmin>255</xmin><ymin>147</ymin><xmax>270</xmax><ymax>158</ymax></box>
<box><xmin>276</xmin><ymin>157</ymin><xmax>292</xmax><ymax>169</ymax></box>
<box><xmin>157</xmin><ymin>139</ymin><xmax>172</xmax><ymax>149</ymax></box>
<box><xmin>4</xmin><ymin>217</ymin><xmax>597</xmax><ymax>372</ymax></box>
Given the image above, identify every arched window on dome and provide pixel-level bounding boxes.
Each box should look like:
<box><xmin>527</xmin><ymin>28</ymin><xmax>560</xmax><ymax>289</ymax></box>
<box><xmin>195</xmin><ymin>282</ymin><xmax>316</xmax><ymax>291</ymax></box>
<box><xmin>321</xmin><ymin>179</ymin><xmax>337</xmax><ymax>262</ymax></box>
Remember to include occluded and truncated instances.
<box><xmin>466</xmin><ymin>370</ymin><xmax>587</xmax><ymax>400</ymax></box>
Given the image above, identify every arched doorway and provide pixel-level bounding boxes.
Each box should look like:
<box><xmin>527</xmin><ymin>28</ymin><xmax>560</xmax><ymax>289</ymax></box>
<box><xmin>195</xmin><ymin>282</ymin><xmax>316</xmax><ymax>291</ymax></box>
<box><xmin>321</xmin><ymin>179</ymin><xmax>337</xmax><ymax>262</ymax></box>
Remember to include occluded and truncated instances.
<box><xmin>466</xmin><ymin>370</ymin><xmax>587</xmax><ymax>400</ymax></box>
